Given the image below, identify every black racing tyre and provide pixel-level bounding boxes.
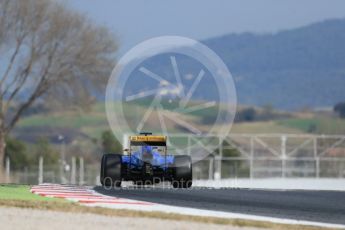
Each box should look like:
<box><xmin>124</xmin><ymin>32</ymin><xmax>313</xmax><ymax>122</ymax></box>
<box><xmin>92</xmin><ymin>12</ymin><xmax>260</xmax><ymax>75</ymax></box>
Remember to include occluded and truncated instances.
<box><xmin>172</xmin><ymin>155</ymin><xmax>192</xmax><ymax>188</ymax></box>
<box><xmin>100</xmin><ymin>154</ymin><xmax>122</xmax><ymax>187</ymax></box>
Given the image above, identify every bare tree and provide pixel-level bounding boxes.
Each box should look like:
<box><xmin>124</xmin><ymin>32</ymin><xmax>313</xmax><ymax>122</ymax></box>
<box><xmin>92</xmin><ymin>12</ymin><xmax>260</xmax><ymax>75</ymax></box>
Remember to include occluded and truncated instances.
<box><xmin>0</xmin><ymin>0</ymin><xmax>117</xmax><ymax>173</ymax></box>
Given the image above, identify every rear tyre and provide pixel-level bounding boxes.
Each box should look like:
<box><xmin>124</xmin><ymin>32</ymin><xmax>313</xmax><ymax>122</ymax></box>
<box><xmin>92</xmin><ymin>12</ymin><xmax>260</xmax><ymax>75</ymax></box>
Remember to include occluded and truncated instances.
<box><xmin>100</xmin><ymin>154</ymin><xmax>122</xmax><ymax>187</ymax></box>
<box><xmin>172</xmin><ymin>155</ymin><xmax>192</xmax><ymax>188</ymax></box>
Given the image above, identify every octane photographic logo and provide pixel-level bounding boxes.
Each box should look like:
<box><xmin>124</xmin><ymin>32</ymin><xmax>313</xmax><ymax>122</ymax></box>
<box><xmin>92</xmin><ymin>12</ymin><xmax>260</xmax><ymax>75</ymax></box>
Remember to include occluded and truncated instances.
<box><xmin>106</xmin><ymin>36</ymin><xmax>237</xmax><ymax>164</ymax></box>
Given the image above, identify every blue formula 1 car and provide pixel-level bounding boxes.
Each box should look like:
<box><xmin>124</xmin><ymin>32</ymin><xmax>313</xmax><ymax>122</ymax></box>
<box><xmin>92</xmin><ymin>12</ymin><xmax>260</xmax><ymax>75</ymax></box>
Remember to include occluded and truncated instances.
<box><xmin>100</xmin><ymin>132</ymin><xmax>192</xmax><ymax>188</ymax></box>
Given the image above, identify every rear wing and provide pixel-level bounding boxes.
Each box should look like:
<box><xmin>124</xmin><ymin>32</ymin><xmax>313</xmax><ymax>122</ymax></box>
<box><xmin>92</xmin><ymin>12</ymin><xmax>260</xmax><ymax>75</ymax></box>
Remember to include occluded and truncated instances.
<box><xmin>130</xmin><ymin>135</ymin><xmax>167</xmax><ymax>146</ymax></box>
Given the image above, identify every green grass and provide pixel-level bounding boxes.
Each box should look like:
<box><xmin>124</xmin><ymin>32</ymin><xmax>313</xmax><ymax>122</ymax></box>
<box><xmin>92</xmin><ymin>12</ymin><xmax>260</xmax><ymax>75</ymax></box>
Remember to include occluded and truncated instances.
<box><xmin>277</xmin><ymin>118</ymin><xmax>320</xmax><ymax>132</ymax></box>
<box><xmin>0</xmin><ymin>184</ymin><xmax>63</xmax><ymax>202</ymax></box>
<box><xmin>18</xmin><ymin>113</ymin><xmax>106</xmax><ymax>129</ymax></box>
<box><xmin>231</xmin><ymin>121</ymin><xmax>304</xmax><ymax>134</ymax></box>
<box><xmin>277</xmin><ymin>118</ymin><xmax>345</xmax><ymax>134</ymax></box>
<box><xmin>16</xmin><ymin>103</ymin><xmax>109</xmax><ymax>139</ymax></box>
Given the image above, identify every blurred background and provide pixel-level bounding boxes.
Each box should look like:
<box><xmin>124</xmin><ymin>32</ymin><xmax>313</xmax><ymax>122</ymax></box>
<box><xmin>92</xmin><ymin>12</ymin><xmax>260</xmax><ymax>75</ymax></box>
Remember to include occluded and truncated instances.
<box><xmin>1</xmin><ymin>0</ymin><xmax>345</xmax><ymax>185</ymax></box>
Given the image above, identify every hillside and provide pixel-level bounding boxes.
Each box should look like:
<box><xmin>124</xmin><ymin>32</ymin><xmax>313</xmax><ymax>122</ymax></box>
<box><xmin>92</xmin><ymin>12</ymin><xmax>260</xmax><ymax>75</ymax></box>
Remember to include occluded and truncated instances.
<box><xmin>131</xmin><ymin>19</ymin><xmax>345</xmax><ymax>111</ymax></box>
<box><xmin>202</xmin><ymin>18</ymin><xmax>345</xmax><ymax>110</ymax></box>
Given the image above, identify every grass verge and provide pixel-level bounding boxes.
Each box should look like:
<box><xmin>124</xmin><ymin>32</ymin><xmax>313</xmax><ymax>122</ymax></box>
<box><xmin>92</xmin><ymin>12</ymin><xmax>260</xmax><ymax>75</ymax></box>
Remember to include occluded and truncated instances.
<box><xmin>0</xmin><ymin>184</ymin><xmax>64</xmax><ymax>202</ymax></box>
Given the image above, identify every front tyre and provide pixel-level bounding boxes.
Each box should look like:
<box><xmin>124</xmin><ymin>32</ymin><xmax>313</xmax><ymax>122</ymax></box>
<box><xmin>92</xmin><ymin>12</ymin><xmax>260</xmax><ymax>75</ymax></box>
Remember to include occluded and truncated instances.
<box><xmin>172</xmin><ymin>155</ymin><xmax>192</xmax><ymax>188</ymax></box>
<box><xmin>100</xmin><ymin>154</ymin><xmax>122</xmax><ymax>187</ymax></box>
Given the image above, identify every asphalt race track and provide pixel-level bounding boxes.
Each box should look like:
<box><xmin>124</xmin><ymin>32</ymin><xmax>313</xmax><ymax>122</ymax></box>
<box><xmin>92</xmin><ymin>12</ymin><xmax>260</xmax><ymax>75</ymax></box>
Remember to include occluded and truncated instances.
<box><xmin>94</xmin><ymin>186</ymin><xmax>345</xmax><ymax>225</ymax></box>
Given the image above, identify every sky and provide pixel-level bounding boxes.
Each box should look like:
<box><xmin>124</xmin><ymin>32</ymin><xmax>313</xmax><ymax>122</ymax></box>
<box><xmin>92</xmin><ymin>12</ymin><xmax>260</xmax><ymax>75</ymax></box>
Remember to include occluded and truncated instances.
<box><xmin>65</xmin><ymin>0</ymin><xmax>345</xmax><ymax>54</ymax></box>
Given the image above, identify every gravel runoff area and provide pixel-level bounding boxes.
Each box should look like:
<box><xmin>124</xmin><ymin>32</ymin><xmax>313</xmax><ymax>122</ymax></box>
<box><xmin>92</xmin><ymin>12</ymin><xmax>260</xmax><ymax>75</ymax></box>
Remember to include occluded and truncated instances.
<box><xmin>0</xmin><ymin>206</ymin><xmax>260</xmax><ymax>230</ymax></box>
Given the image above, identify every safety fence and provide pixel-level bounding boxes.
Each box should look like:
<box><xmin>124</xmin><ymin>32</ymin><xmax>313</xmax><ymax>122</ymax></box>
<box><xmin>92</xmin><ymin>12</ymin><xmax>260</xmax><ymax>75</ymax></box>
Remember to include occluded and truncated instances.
<box><xmin>2</xmin><ymin>134</ymin><xmax>345</xmax><ymax>184</ymax></box>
